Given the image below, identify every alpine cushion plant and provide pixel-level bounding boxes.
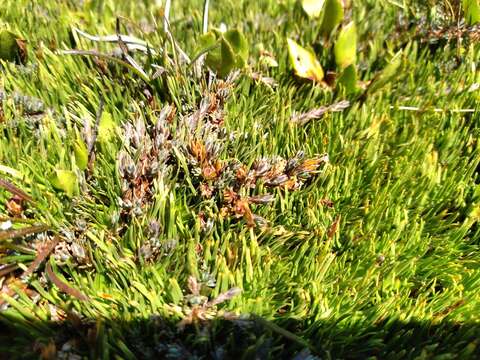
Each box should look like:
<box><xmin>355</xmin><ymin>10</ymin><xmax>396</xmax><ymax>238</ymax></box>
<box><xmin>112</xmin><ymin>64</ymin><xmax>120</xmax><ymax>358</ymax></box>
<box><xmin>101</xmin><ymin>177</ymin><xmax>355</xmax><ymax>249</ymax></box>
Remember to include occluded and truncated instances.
<box><xmin>0</xmin><ymin>0</ymin><xmax>480</xmax><ymax>359</ymax></box>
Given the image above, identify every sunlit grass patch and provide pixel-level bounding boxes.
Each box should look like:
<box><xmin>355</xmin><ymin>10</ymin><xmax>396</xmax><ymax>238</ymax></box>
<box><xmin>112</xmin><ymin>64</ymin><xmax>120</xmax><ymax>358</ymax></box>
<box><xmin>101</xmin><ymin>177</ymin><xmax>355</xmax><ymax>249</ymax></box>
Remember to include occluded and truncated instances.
<box><xmin>0</xmin><ymin>0</ymin><xmax>480</xmax><ymax>358</ymax></box>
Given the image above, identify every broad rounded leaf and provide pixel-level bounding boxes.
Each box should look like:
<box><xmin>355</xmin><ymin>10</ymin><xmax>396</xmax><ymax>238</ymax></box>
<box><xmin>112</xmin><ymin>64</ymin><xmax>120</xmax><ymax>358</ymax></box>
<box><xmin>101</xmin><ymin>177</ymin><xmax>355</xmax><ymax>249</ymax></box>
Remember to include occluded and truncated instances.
<box><xmin>195</xmin><ymin>32</ymin><xmax>218</xmax><ymax>59</ymax></box>
<box><xmin>302</xmin><ymin>0</ymin><xmax>325</xmax><ymax>18</ymax></box>
<box><xmin>287</xmin><ymin>38</ymin><xmax>324</xmax><ymax>82</ymax></box>
<box><xmin>219</xmin><ymin>38</ymin><xmax>237</xmax><ymax>77</ymax></box>
<box><xmin>199</xmin><ymin>29</ymin><xmax>249</xmax><ymax>77</ymax></box>
<box><xmin>320</xmin><ymin>0</ymin><xmax>344</xmax><ymax>34</ymax></box>
<box><xmin>204</xmin><ymin>39</ymin><xmax>223</xmax><ymax>74</ymax></box>
<box><xmin>198</xmin><ymin>32</ymin><xmax>217</xmax><ymax>50</ymax></box>
<box><xmin>463</xmin><ymin>0</ymin><xmax>480</xmax><ymax>25</ymax></box>
<box><xmin>50</xmin><ymin>169</ymin><xmax>78</xmax><ymax>197</ymax></box>
<box><xmin>224</xmin><ymin>29</ymin><xmax>249</xmax><ymax>66</ymax></box>
<box><xmin>0</xmin><ymin>30</ymin><xmax>26</xmax><ymax>63</ymax></box>
<box><xmin>334</xmin><ymin>22</ymin><xmax>357</xmax><ymax>69</ymax></box>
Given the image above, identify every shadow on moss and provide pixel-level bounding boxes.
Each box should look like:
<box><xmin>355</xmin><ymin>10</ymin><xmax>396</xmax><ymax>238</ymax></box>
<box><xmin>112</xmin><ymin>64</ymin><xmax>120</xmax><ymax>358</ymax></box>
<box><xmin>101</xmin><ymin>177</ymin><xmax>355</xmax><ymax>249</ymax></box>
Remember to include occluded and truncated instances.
<box><xmin>1</xmin><ymin>313</ymin><xmax>479</xmax><ymax>359</ymax></box>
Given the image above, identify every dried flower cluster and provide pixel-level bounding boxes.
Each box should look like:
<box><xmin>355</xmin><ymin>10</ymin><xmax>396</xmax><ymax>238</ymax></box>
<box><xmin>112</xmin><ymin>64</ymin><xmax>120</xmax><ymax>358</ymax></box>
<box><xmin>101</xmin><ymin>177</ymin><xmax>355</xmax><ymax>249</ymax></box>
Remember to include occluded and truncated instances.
<box><xmin>418</xmin><ymin>23</ymin><xmax>480</xmax><ymax>44</ymax></box>
<box><xmin>116</xmin><ymin>73</ymin><xmax>329</xmax><ymax>229</ymax></box>
<box><xmin>118</xmin><ymin>105</ymin><xmax>175</xmax><ymax>219</ymax></box>
<box><xmin>138</xmin><ymin>220</ymin><xmax>179</xmax><ymax>262</ymax></box>
<box><xmin>208</xmin><ymin>152</ymin><xmax>329</xmax><ymax>227</ymax></box>
<box><xmin>177</xmin><ymin>276</ymin><xmax>241</xmax><ymax>330</ymax></box>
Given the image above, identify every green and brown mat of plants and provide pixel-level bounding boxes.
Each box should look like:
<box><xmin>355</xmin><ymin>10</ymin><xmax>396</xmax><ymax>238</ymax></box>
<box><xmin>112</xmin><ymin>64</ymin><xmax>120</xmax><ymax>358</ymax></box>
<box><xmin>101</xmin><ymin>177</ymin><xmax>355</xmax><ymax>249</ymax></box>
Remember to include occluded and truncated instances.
<box><xmin>1</xmin><ymin>0</ymin><xmax>480</xmax><ymax>358</ymax></box>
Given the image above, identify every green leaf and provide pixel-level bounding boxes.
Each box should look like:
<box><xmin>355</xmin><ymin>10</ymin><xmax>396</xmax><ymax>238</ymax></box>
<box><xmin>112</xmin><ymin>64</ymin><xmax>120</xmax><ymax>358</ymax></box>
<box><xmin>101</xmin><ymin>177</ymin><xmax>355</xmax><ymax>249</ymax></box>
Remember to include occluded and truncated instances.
<box><xmin>187</xmin><ymin>239</ymin><xmax>200</xmax><ymax>279</ymax></box>
<box><xmin>199</xmin><ymin>29</ymin><xmax>249</xmax><ymax>77</ymax></box>
<box><xmin>201</xmin><ymin>37</ymin><xmax>234</xmax><ymax>77</ymax></box>
<box><xmin>302</xmin><ymin>0</ymin><xmax>325</xmax><ymax>18</ymax></box>
<box><xmin>204</xmin><ymin>43</ymin><xmax>223</xmax><ymax>74</ymax></box>
<box><xmin>0</xmin><ymin>30</ymin><xmax>26</xmax><ymax>63</ymax></box>
<box><xmin>338</xmin><ymin>64</ymin><xmax>357</xmax><ymax>95</ymax></box>
<box><xmin>224</xmin><ymin>29</ymin><xmax>249</xmax><ymax>66</ymax></box>
<box><xmin>168</xmin><ymin>278</ymin><xmax>183</xmax><ymax>304</ymax></box>
<box><xmin>367</xmin><ymin>50</ymin><xmax>403</xmax><ymax>95</ymax></box>
<box><xmin>334</xmin><ymin>22</ymin><xmax>357</xmax><ymax>69</ymax></box>
<box><xmin>287</xmin><ymin>38</ymin><xmax>324</xmax><ymax>82</ymax></box>
<box><xmin>463</xmin><ymin>0</ymin><xmax>480</xmax><ymax>25</ymax></box>
<box><xmin>195</xmin><ymin>32</ymin><xmax>218</xmax><ymax>59</ymax></box>
<box><xmin>97</xmin><ymin>112</ymin><xmax>117</xmax><ymax>145</ymax></box>
<box><xmin>320</xmin><ymin>0</ymin><xmax>344</xmax><ymax>34</ymax></box>
<box><xmin>260</xmin><ymin>54</ymin><xmax>279</xmax><ymax>67</ymax></box>
<box><xmin>219</xmin><ymin>37</ymin><xmax>237</xmax><ymax>77</ymax></box>
<box><xmin>73</xmin><ymin>137</ymin><xmax>88</xmax><ymax>171</ymax></box>
<box><xmin>50</xmin><ymin>169</ymin><xmax>78</xmax><ymax>197</ymax></box>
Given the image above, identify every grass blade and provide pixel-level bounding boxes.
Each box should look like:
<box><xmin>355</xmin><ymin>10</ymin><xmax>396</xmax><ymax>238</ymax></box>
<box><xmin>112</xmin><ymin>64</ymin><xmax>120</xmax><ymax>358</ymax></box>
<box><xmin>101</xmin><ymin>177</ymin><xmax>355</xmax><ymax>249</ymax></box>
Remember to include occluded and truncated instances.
<box><xmin>0</xmin><ymin>224</ymin><xmax>49</xmax><ymax>241</ymax></box>
<box><xmin>0</xmin><ymin>178</ymin><xmax>33</xmax><ymax>203</ymax></box>
<box><xmin>45</xmin><ymin>261</ymin><xmax>89</xmax><ymax>301</ymax></box>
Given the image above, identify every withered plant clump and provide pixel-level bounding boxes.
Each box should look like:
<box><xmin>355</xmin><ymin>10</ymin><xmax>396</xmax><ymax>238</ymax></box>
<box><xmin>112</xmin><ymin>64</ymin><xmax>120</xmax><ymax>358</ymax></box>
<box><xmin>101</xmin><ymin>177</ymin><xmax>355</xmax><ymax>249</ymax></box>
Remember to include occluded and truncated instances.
<box><xmin>116</xmin><ymin>72</ymin><xmax>329</xmax><ymax>230</ymax></box>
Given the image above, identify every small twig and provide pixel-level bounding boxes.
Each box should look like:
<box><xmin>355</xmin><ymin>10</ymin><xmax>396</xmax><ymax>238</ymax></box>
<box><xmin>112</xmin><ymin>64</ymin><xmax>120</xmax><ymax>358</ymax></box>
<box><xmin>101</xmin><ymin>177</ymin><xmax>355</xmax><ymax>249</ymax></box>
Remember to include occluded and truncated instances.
<box><xmin>161</xmin><ymin>11</ymin><xmax>191</xmax><ymax>65</ymax></box>
<box><xmin>0</xmin><ymin>178</ymin><xmax>33</xmax><ymax>203</ymax></box>
<box><xmin>0</xmin><ymin>215</ymin><xmax>37</xmax><ymax>225</ymax></box>
<box><xmin>114</xmin><ymin>18</ymin><xmax>150</xmax><ymax>82</ymax></box>
<box><xmin>291</xmin><ymin>100</ymin><xmax>350</xmax><ymax>126</ymax></box>
<box><xmin>0</xmin><ymin>224</ymin><xmax>49</xmax><ymax>241</ymax></box>
<box><xmin>206</xmin><ymin>287</ymin><xmax>242</xmax><ymax>307</ymax></box>
<box><xmin>203</xmin><ymin>0</ymin><xmax>210</xmax><ymax>34</ymax></box>
<box><xmin>23</xmin><ymin>236</ymin><xmax>59</xmax><ymax>278</ymax></box>
<box><xmin>45</xmin><ymin>260</ymin><xmax>89</xmax><ymax>301</ymax></box>
<box><xmin>61</xmin><ymin>50</ymin><xmax>150</xmax><ymax>82</ymax></box>
<box><xmin>0</xmin><ymin>164</ymin><xmax>22</xmax><ymax>178</ymax></box>
<box><xmin>0</xmin><ymin>264</ymin><xmax>19</xmax><ymax>278</ymax></box>
<box><xmin>390</xmin><ymin>105</ymin><xmax>475</xmax><ymax>113</ymax></box>
<box><xmin>72</xmin><ymin>27</ymin><xmax>156</xmax><ymax>54</ymax></box>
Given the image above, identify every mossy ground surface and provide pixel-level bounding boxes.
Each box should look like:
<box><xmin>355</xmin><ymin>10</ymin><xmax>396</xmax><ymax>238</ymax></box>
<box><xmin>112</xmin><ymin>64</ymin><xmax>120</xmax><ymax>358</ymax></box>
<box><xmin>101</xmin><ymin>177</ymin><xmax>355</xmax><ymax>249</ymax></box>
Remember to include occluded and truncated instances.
<box><xmin>0</xmin><ymin>1</ymin><xmax>480</xmax><ymax>359</ymax></box>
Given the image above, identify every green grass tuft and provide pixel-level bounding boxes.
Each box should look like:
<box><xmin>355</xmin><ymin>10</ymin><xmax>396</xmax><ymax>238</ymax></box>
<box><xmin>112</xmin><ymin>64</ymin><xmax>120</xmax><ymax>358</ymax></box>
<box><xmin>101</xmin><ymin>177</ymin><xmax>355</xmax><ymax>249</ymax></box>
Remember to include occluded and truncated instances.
<box><xmin>0</xmin><ymin>0</ymin><xmax>480</xmax><ymax>358</ymax></box>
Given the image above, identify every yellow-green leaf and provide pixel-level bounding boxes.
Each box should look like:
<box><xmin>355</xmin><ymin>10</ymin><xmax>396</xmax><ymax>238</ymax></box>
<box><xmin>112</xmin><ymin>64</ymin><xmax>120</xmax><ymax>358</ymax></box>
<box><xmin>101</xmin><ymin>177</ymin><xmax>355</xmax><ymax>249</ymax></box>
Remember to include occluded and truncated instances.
<box><xmin>334</xmin><ymin>22</ymin><xmax>357</xmax><ymax>69</ymax></box>
<box><xmin>224</xmin><ymin>29</ymin><xmax>249</xmax><ymax>66</ymax></box>
<box><xmin>73</xmin><ymin>137</ymin><xmax>88</xmax><ymax>171</ymax></box>
<box><xmin>302</xmin><ymin>0</ymin><xmax>325</xmax><ymax>18</ymax></box>
<box><xmin>97</xmin><ymin>112</ymin><xmax>116</xmax><ymax>144</ymax></box>
<box><xmin>320</xmin><ymin>0</ymin><xmax>344</xmax><ymax>34</ymax></box>
<box><xmin>218</xmin><ymin>38</ymin><xmax>236</xmax><ymax>77</ymax></box>
<box><xmin>195</xmin><ymin>32</ymin><xmax>218</xmax><ymax>60</ymax></box>
<box><xmin>186</xmin><ymin>239</ymin><xmax>200</xmax><ymax>278</ymax></box>
<box><xmin>50</xmin><ymin>169</ymin><xmax>78</xmax><ymax>197</ymax></box>
<box><xmin>464</xmin><ymin>0</ymin><xmax>480</xmax><ymax>25</ymax></box>
<box><xmin>199</xmin><ymin>29</ymin><xmax>249</xmax><ymax>77</ymax></box>
<box><xmin>338</xmin><ymin>64</ymin><xmax>357</xmax><ymax>95</ymax></box>
<box><xmin>0</xmin><ymin>30</ymin><xmax>26</xmax><ymax>63</ymax></box>
<box><xmin>469</xmin><ymin>204</ymin><xmax>480</xmax><ymax>222</ymax></box>
<box><xmin>168</xmin><ymin>278</ymin><xmax>183</xmax><ymax>304</ymax></box>
<box><xmin>287</xmin><ymin>38</ymin><xmax>324</xmax><ymax>82</ymax></box>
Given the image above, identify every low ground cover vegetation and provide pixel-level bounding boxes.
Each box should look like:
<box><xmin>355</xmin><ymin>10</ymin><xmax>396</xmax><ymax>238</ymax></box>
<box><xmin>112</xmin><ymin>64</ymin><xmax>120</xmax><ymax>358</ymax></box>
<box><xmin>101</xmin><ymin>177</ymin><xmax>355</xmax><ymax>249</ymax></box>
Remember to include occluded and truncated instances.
<box><xmin>0</xmin><ymin>0</ymin><xmax>479</xmax><ymax>358</ymax></box>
